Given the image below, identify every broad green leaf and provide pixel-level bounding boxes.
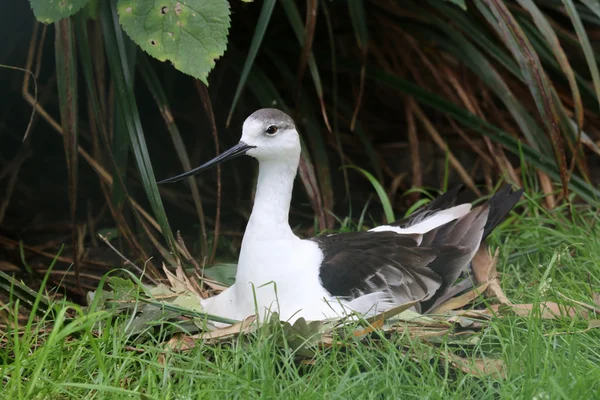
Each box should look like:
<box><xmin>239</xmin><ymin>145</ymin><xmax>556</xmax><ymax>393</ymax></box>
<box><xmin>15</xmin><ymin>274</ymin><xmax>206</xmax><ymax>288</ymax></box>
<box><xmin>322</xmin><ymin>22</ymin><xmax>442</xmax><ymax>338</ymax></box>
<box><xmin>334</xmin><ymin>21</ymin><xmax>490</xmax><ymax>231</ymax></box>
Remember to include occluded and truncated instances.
<box><xmin>172</xmin><ymin>293</ymin><xmax>204</xmax><ymax>313</ymax></box>
<box><xmin>107</xmin><ymin>276</ymin><xmax>136</xmax><ymax>293</ymax></box>
<box><xmin>117</xmin><ymin>0</ymin><xmax>231</xmax><ymax>84</ymax></box>
<box><xmin>29</xmin><ymin>0</ymin><xmax>90</xmax><ymax>23</ymax></box>
<box><xmin>204</xmin><ymin>263</ymin><xmax>237</xmax><ymax>286</ymax></box>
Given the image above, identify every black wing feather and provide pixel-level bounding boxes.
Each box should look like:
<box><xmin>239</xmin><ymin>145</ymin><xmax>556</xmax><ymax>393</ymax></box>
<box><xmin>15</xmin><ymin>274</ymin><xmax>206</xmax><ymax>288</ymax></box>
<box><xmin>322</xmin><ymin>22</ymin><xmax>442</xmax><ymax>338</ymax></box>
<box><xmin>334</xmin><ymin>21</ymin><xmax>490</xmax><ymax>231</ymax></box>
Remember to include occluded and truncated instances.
<box><xmin>311</xmin><ymin>184</ymin><xmax>522</xmax><ymax>314</ymax></box>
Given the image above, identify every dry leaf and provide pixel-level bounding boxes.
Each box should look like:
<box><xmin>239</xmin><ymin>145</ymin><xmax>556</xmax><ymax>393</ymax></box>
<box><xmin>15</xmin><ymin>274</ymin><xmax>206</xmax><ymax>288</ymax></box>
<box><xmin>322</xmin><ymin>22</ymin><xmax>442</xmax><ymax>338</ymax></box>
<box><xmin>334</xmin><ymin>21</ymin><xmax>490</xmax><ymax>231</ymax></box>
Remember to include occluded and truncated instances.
<box><xmin>159</xmin><ymin>334</ymin><xmax>198</xmax><ymax>365</ymax></box>
<box><xmin>194</xmin><ymin>315</ymin><xmax>257</xmax><ymax>340</ymax></box>
<box><xmin>365</xmin><ymin>298</ymin><xmax>422</xmax><ymax>324</ymax></box>
<box><xmin>502</xmin><ymin>302</ymin><xmax>586</xmax><ymax>319</ymax></box>
<box><xmin>588</xmin><ymin>319</ymin><xmax>600</xmax><ymax>330</ymax></box>
<box><xmin>447</xmin><ymin>316</ymin><xmax>478</xmax><ymax>328</ymax></box>
<box><xmin>556</xmin><ymin>292</ymin><xmax>600</xmax><ymax>315</ymax></box>
<box><xmin>442</xmin><ymin>351</ymin><xmax>506</xmax><ymax>379</ymax></box>
<box><xmin>472</xmin><ymin>247</ymin><xmax>510</xmax><ymax>304</ymax></box>
<box><xmin>202</xmin><ymin>278</ymin><xmax>229</xmax><ymax>292</ymax></box>
<box><xmin>404</xmin><ymin>326</ymin><xmax>452</xmax><ymax>339</ymax></box>
<box><xmin>430</xmin><ymin>282</ymin><xmax>489</xmax><ymax>314</ymax></box>
<box><xmin>450</xmin><ymin>309</ymin><xmax>494</xmax><ymax>320</ymax></box>
<box><xmin>352</xmin><ymin>318</ymin><xmax>385</xmax><ymax>337</ymax></box>
<box><xmin>163</xmin><ymin>263</ymin><xmax>199</xmax><ymax>295</ymax></box>
<box><xmin>0</xmin><ymin>261</ymin><xmax>19</xmax><ymax>272</ymax></box>
<box><xmin>471</xmin><ymin>246</ymin><xmax>494</xmax><ymax>283</ymax></box>
<box><xmin>593</xmin><ymin>293</ymin><xmax>600</xmax><ymax>308</ymax></box>
<box><xmin>395</xmin><ymin>310</ymin><xmax>445</xmax><ymax>327</ymax></box>
<box><xmin>166</xmin><ymin>333</ymin><xmax>197</xmax><ymax>351</ymax></box>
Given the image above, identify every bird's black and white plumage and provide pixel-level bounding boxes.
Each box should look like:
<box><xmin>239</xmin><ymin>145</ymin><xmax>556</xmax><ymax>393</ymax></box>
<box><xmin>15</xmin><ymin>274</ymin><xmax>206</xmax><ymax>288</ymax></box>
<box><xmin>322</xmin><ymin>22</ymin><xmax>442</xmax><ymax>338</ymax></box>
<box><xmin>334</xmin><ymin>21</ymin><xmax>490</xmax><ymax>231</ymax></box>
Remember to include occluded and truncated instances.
<box><xmin>159</xmin><ymin>109</ymin><xmax>522</xmax><ymax>323</ymax></box>
<box><xmin>313</xmin><ymin>184</ymin><xmax>522</xmax><ymax>314</ymax></box>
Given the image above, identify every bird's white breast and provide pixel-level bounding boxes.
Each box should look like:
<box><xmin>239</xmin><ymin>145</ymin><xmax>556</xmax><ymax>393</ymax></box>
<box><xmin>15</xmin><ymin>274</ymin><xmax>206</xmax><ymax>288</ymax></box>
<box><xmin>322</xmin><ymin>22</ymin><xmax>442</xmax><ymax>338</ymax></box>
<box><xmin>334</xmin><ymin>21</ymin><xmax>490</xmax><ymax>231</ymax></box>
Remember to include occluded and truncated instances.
<box><xmin>202</xmin><ymin>237</ymin><xmax>350</xmax><ymax>322</ymax></box>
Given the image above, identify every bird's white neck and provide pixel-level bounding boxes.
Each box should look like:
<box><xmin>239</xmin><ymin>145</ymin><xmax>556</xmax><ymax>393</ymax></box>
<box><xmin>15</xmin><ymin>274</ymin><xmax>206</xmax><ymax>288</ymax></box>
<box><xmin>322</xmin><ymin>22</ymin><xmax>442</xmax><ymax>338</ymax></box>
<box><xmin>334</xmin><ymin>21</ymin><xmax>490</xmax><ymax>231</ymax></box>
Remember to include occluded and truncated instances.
<box><xmin>244</xmin><ymin>155</ymin><xmax>299</xmax><ymax>241</ymax></box>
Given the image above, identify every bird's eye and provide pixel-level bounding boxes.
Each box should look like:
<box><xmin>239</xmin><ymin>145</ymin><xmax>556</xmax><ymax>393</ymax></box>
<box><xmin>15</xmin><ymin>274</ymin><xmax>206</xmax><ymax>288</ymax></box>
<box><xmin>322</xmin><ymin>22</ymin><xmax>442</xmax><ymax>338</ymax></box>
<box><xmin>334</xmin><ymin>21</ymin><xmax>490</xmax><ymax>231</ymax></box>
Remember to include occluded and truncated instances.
<box><xmin>265</xmin><ymin>125</ymin><xmax>278</xmax><ymax>135</ymax></box>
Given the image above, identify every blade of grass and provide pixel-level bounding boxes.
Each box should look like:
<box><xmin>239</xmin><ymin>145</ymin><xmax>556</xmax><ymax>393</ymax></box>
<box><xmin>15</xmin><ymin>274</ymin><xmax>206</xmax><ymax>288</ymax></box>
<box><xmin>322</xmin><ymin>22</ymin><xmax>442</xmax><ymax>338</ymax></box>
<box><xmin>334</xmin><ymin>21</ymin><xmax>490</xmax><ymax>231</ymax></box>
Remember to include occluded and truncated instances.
<box><xmin>513</xmin><ymin>15</ymin><xmax>590</xmax><ymax>180</ymax></box>
<box><xmin>139</xmin><ymin>56</ymin><xmax>209</xmax><ymax>260</ymax></box>
<box><xmin>226</xmin><ymin>0</ymin><xmax>277</xmax><ymax>127</ymax></box>
<box><xmin>348</xmin><ymin>0</ymin><xmax>368</xmax><ymax>130</ymax></box>
<box><xmin>341</xmin><ymin>60</ymin><xmax>600</xmax><ymax>204</ymax></box>
<box><xmin>563</xmin><ymin>0</ymin><xmax>600</xmax><ymax>110</ymax></box>
<box><xmin>99</xmin><ymin>0</ymin><xmax>177</xmax><ymax>257</ymax></box>
<box><xmin>516</xmin><ymin>0</ymin><xmax>584</xmax><ymax>130</ymax></box>
<box><xmin>0</xmin><ymin>246</ymin><xmax>64</xmax><ymax>320</ymax></box>
<box><xmin>476</xmin><ymin>0</ymin><xmax>570</xmax><ymax>203</ymax></box>
<box><xmin>321</xmin><ymin>0</ymin><xmax>351</xmax><ymax>203</ymax></box>
<box><xmin>280</xmin><ymin>0</ymin><xmax>331</xmax><ymax>131</ymax></box>
<box><xmin>75</xmin><ymin>15</ymin><xmax>158</xmax><ymax>276</ymax></box>
<box><xmin>337</xmin><ymin>101</ymin><xmax>382</xmax><ymax>181</ymax></box>
<box><xmin>416</xmin><ymin>13</ymin><xmax>549</xmax><ymax>153</ymax></box>
<box><xmin>110</xmin><ymin>31</ymin><xmax>136</xmax><ymax>208</ymax></box>
<box><xmin>390</xmin><ymin>2</ymin><xmax>551</xmax><ymax>154</ymax></box>
<box><xmin>195</xmin><ymin>81</ymin><xmax>222</xmax><ymax>264</ymax></box>
<box><xmin>55</xmin><ymin>18</ymin><xmax>81</xmax><ymax>293</ymax></box>
<box><xmin>21</xmin><ymin>18</ymin><xmax>177</xmax><ymax>270</ymax></box>
<box><xmin>342</xmin><ymin>165</ymin><xmax>395</xmax><ymax>224</ymax></box>
<box><xmin>294</xmin><ymin>0</ymin><xmax>318</xmax><ymax>114</ymax></box>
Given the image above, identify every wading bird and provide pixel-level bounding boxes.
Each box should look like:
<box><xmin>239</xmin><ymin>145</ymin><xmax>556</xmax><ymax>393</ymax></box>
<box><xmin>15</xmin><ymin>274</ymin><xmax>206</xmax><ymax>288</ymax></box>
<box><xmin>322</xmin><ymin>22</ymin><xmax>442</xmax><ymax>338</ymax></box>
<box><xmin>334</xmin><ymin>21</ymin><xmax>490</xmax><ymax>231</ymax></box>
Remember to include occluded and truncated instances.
<box><xmin>159</xmin><ymin>109</ymin><xmax>522</xmax><ymax>323</ymax></box>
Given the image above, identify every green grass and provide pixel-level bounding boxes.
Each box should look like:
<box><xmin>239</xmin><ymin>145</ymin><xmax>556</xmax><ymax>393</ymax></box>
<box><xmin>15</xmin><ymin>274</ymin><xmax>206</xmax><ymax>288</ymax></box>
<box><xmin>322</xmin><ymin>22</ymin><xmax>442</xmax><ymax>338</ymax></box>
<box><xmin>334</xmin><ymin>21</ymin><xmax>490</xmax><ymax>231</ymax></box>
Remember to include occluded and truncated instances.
<box><xmin>2</xmin><ymin>194</ymin><xmax>600</xmax><ymax>399</ymax></box>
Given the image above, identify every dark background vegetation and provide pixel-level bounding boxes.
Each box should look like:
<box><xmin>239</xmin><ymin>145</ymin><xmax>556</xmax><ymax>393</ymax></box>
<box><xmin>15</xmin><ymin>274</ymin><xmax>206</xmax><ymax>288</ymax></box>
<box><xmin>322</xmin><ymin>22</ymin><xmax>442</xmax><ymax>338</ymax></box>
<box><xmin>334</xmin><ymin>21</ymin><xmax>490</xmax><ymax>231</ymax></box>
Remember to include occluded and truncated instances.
<box><xmin>1</xmin><ymin>0</ymin><xmax>599</xmax><ymax>301</ymax></box>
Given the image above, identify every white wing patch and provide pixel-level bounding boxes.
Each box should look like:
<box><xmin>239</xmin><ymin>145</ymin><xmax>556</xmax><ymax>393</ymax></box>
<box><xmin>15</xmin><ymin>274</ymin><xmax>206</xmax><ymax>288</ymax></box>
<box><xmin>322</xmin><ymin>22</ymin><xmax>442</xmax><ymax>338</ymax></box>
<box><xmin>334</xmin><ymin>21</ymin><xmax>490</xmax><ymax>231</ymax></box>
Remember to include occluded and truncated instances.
<box><xmin>369</xmin><ymin>204</ymin><xmax>472</xmax><ymax>235</ymax></box>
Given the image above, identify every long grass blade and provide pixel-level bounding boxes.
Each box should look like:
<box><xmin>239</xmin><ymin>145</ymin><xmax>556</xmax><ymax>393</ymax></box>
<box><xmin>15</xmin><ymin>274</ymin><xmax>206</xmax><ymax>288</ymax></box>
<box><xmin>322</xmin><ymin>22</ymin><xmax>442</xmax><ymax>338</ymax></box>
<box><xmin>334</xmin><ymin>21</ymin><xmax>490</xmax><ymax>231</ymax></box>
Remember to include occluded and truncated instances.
<box><xmin>343</xmin><ymin>165</ymin><xmax>395</xmax><ymax>223</ymax></box>
<box><xmin>352</xmin><ymin>62</ymin><xmax>600</xmax><ymax>205</ymax></box>
<box><xmin>516</xmin><ymin>0</ymin><xmax>584</xmax><ymax>130</ymax></box>
<box><xmin>418</xmin><ymin>6</ymin><xmax>550</xmax><ymax>153</ymax></box>
<box><xmin>195</xmin><ymin>81</ymin><xmax>222</xmax><ymax>264</ymax></box>
<box><xmin>562</xmin><ymin>0</ymin><xmax>600</xmax><ymax>110</ymax></box>
<box><xmin>55</xmin><ymin>18</ymin><xmax>81</xmax><ymax>293</ymax></box>
<box><xmin>476</xmin><ymin>0</ymin><xmax>570</xmax><ymax>201</ymax></box>
<box><xmin>295</xmin><ymin>0</ymin><xmax>319</xmax><ymax>112</ymax></box>
<box><xmin>75</xmin><ymin>16</ymin><xmax>159</xmax><ymax>276</ymax></box>
<box><xmin>320</xmin><ymin>0</ymin><xmax>350</xmax><ymax>202</ymax></box>
<box><xmin>99</xmin><ymin>0</ymin><xmax>178</xmax><ymax>257</ymax></box>
<box><xmin>111</xmin><ymin>32</ymin><xmax>136</xmax><ymax>208</ymax></box>
<box><xmin>348</xmin><ymin>0</ymin><xmax>368</xmax><ymax>130</ymax></box>
<box><xmin>280</xmin><ymin>0</ymin><xmax>331</xmax><ymax>131</ymax></box>
<box><xmin>226</xmin><ymin>0</ymin><xmax>277</xmax><ymax>127</ymax></box>
<box><xmin>139</xmin><ymin>56</ymin><xmax>209</xmax><ymax>259</ymax></box>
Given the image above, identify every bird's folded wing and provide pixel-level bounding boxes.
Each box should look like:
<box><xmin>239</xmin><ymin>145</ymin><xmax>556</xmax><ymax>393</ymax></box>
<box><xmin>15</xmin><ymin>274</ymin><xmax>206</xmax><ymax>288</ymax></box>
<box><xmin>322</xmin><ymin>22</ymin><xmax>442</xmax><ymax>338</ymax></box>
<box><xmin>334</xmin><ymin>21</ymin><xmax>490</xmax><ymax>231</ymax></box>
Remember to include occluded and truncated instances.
<box><xmin>310</xmin><ymin>231</ymin><xmax>471</xmax><ymax>309</ymax></box>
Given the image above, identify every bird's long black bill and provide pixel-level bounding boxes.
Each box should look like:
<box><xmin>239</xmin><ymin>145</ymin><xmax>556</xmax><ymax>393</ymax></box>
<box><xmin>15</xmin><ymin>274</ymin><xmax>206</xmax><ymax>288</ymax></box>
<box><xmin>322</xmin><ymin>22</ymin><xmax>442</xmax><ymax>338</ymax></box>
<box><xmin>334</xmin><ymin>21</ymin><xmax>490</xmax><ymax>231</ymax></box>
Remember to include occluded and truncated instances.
<box><xmin>157</xmin><ymin>141</ymin><xmax>256</xmax><ymax>184</ymax></box>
